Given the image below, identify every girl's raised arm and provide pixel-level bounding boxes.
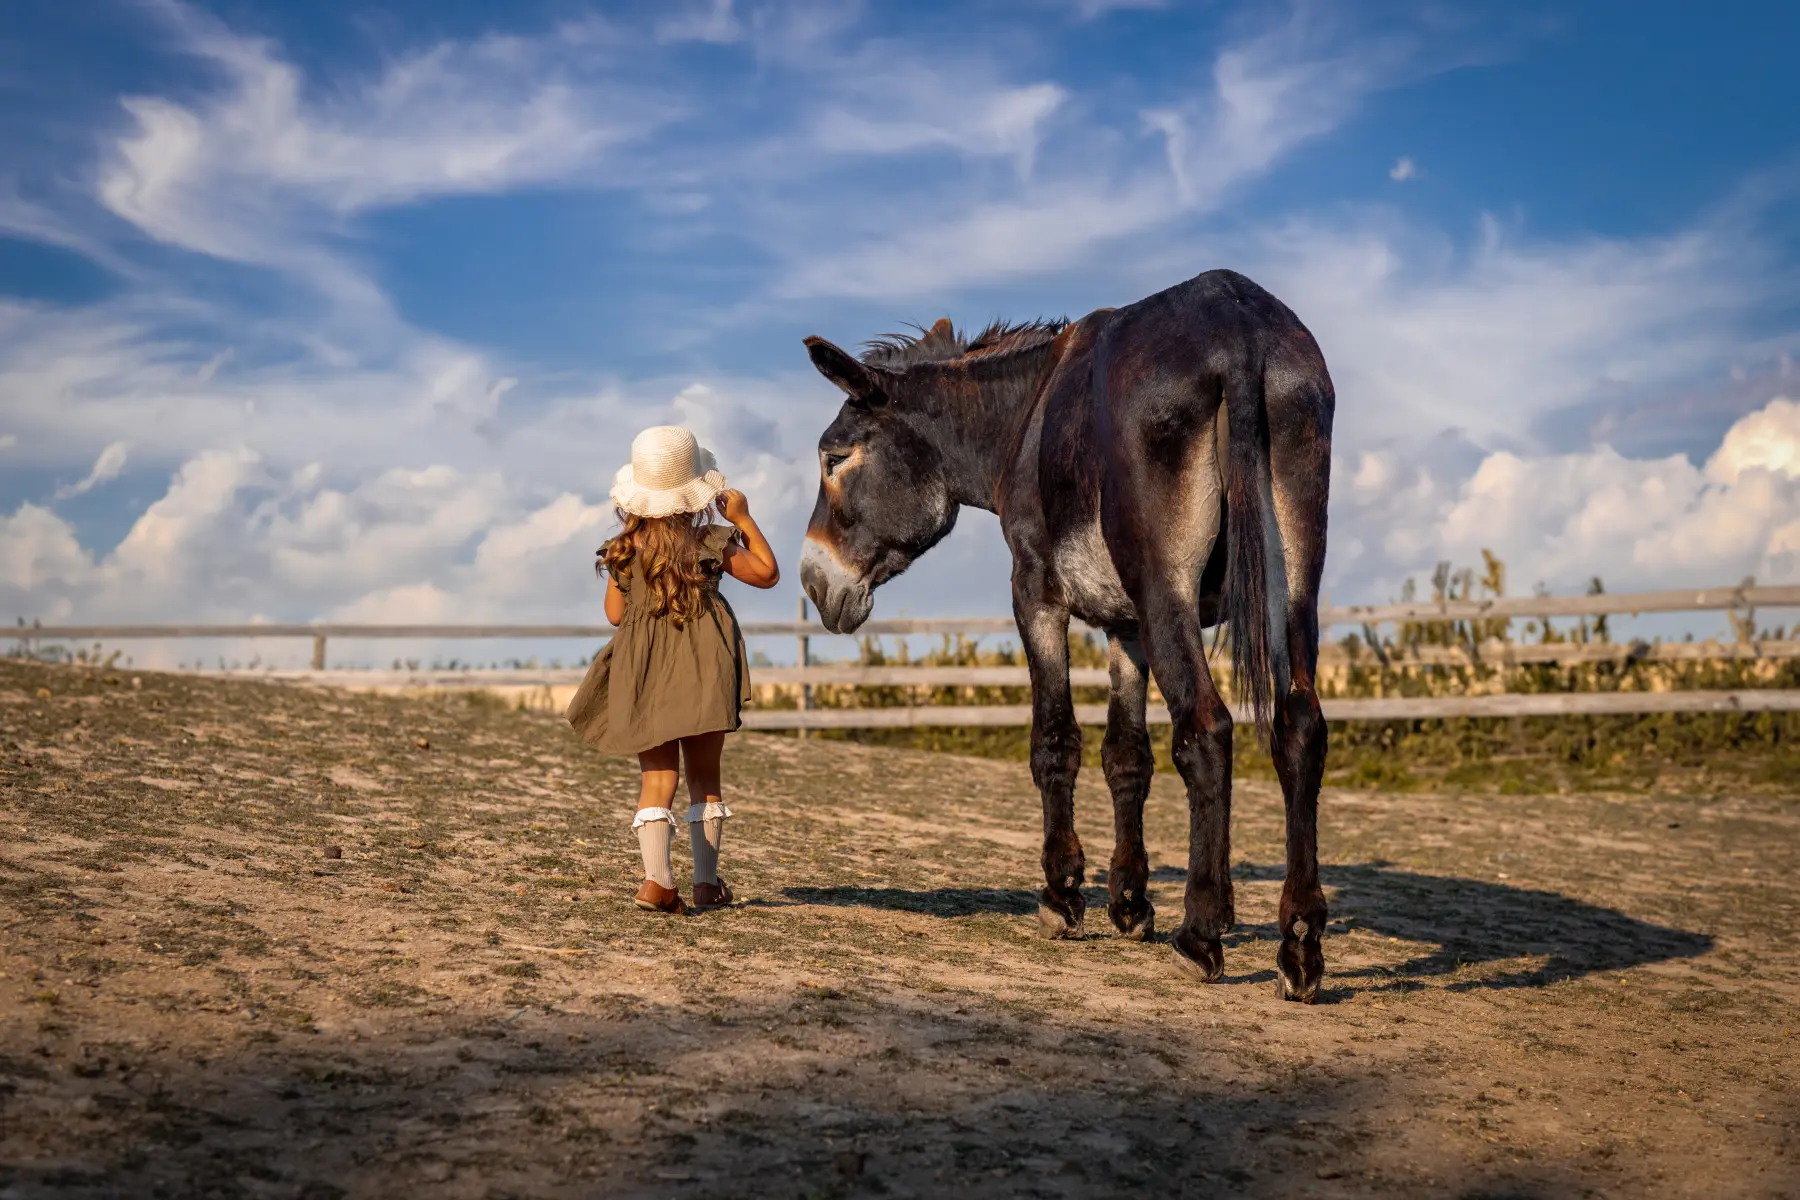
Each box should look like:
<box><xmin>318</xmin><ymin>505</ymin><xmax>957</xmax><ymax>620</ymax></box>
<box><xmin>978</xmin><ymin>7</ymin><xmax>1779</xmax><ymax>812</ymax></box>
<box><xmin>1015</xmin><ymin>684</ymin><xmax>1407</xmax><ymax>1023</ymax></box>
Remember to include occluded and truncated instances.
<box><xmin>715</xmin><ymin>490</ymin><xmax>781</xmax><ymax>589</ymax></box>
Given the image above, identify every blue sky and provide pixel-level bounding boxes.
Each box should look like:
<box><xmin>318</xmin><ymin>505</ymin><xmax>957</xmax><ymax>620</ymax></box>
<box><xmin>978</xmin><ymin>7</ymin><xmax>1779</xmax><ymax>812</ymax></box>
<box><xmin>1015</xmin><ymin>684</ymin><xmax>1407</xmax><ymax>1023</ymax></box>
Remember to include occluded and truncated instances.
<box><xmin>3</xmin><ymin>0</ymin><xmax>1799</xmax><ymax>664</ymax></box>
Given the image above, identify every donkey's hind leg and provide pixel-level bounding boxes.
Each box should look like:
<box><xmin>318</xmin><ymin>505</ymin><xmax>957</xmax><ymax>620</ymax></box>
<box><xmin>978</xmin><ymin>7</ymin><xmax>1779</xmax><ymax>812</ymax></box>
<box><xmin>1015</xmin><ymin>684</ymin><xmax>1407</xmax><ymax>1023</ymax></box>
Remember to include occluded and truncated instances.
<box><xmin>1272</xmin><ymin>657</ymin><xmax>1326</xmax><ymax>1001</ymax></box>
<box><xmin>1103</xmin><ymin>630</ymin><xmax>1155</xmax><ymax>941</ymax></box>
<box><xmin>1268</xmin><ymin>562</ymin><xmax>1329</xmax><ymax>1002</ymax></box>
<box><xmin>1135</xmin><ymin>590</ymin><xmax>1235</xmax><ymax>982</ymax></box>
<box><xmin>1267</xmin><ymin>355</ymin><xmax>1333</xmax><ymax>1002</ymax></box>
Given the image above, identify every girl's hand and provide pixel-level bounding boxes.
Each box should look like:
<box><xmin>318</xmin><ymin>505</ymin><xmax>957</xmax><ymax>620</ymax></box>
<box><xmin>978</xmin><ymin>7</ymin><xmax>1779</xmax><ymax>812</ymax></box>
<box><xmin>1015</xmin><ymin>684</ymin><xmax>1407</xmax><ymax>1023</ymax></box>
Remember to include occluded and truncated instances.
<box><xmin>716</xmin><ymin>489</ymin><xmax>752</xmax><ymax>526</ymax></box>
<box><xmin>716</xmin><ymin>488</ymin><xmax>780</xmax><ymax>589</ymax></box>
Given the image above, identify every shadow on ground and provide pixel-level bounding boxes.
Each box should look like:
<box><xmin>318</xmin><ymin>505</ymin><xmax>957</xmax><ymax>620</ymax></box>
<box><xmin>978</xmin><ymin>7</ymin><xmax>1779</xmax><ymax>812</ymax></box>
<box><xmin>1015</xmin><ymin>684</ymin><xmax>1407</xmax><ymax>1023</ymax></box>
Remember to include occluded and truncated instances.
<box><xmin>788</xmin><ymin>861</ymin><xmax>1713</xmax><ymax>993</ymax></box>
<box><xmin>781</xmin><ymin>886</ymin><xmax>1041</xmax><ymax>917</ymax></box>
<box><xmin>0</xmin><ymin>991</ymin><xmax>1611</xmax><ymax>1200</ymax></box>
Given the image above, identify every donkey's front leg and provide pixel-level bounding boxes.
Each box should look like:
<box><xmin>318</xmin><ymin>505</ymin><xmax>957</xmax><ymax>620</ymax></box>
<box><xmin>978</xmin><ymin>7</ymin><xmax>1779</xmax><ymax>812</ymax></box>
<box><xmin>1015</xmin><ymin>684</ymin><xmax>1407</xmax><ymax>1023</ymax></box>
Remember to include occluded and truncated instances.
<box><xmin>1104</xmin><ymin>631</ymin><xmax>1155</xmax><ymax>941</ymax></box>
<box><xmin>1017</xmin><ymin>598</ymin><xmax>1085</xmax><ymax>939</ymax></box>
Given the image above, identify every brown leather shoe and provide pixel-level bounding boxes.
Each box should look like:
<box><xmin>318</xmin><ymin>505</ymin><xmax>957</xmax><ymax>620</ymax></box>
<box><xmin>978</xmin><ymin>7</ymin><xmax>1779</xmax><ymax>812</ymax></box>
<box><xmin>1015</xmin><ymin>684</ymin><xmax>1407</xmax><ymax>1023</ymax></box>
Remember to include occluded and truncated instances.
<box><xmin>691</xmin><ymin>878</ymin><xmax>733</xmax><ymax>911</ymax></box>
<box><xmin>634</xmin><ymin>879</ymin><xmax>686</xmax><ymax>914</ymax></box>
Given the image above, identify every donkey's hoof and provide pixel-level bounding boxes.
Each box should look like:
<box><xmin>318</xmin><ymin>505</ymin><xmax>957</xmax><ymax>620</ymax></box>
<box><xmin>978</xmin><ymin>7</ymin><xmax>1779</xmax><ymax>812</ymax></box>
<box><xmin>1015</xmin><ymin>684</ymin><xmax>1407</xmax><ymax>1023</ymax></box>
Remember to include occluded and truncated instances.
<box><xmin>1170</xmin><ymin>932</ymin><xmax>1224</xmax><ymax>982</ymax></box>
<box><xmin>1275</xmin><ymin>937</ymin><xmax>1324</xmax><ymax>1003</ymax></box>
<box><xmin>1109</xmin><ymin>902</ymin><xmax>1155</xmax><ymax>942</ymax></box>
<box><xmin>1036</xmin><ymin>904</ymin><xmax>1085</xmax><ymax>940</ymax></box>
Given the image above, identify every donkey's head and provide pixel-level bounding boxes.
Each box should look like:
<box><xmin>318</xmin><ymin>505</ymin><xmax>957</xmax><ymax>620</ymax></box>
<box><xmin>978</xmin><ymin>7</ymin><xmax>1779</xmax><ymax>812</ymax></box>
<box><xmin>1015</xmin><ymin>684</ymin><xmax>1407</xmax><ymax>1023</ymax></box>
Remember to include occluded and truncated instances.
<box><xmin>798</xmin><ymin>323</ymin><xmax>964</xmax><ymax>635</ymax></box>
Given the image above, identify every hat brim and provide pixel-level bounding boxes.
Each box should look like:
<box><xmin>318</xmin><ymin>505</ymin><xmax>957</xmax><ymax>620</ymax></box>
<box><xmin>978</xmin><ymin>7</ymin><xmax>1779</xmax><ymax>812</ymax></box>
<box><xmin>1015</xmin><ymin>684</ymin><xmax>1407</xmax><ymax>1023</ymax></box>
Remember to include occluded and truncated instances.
<box><xmin>610</xmin><ymin>447</ymin><xmax>727</xmax><ymax>518</ymax></box>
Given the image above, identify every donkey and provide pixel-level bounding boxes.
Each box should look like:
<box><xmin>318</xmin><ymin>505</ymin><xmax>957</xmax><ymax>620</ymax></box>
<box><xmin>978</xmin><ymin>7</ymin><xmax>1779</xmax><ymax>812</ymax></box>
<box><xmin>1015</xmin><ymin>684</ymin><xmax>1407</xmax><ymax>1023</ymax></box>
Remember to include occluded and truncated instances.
<box><xmin>797</xmin><ymin>269</ymin><xmax>1335</xmax><ymax>1001</ymax></box>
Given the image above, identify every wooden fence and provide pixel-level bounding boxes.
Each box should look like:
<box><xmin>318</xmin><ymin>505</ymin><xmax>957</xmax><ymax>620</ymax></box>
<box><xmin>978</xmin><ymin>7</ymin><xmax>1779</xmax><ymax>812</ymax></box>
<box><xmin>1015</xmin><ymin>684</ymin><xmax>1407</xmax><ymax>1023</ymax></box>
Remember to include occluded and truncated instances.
<box><xmin>15</xmin><ymin>582</ymin><xmax>1800</xmax><ymax>727</ymax></box>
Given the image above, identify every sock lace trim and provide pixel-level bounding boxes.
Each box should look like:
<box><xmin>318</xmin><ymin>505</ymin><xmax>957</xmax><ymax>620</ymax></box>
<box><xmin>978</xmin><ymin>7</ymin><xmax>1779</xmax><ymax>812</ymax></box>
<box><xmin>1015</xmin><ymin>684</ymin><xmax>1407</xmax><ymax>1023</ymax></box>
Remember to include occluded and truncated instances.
<box><xmin>631</xmin><ymin>807</ymin><xmax>680</xmax><ymax>829</ymax></box>
<box><xmin>684</xmin><ymin>801</ymin><xmax>732</xmax><ymax>823</ymax></box>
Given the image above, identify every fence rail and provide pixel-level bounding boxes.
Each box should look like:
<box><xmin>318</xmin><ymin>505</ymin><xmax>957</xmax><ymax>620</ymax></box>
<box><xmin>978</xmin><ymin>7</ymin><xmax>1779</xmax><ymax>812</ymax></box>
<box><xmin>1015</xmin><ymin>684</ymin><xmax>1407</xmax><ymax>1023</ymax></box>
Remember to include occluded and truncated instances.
<box><xmin>198</xmin><ymin>637</ymin><xmax>1800</xmax><ymax>692</ymax></box>
<box><xmin>17</xmin><ymin>581</ymin><xmax>1799</xmax><ymax>726</ymax></box>
<box><xmin>737</xmin><ymin>691</ymin><xmax>1800</xmax><ymax>729</ymax></box>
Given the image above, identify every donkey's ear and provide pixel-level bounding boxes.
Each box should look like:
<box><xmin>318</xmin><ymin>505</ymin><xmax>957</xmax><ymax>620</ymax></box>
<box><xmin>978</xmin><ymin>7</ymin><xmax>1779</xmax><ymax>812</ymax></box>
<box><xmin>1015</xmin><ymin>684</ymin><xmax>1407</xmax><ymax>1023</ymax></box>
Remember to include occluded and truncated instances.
<box><xmin>927</xmin><ymin>317</ymin><xmax>954</xmax><ymax>339</ymax></box>
<box><xmin>804</xmin><ymin>336</ymin><xmax>888</xmax><ymax>405</ymax></box>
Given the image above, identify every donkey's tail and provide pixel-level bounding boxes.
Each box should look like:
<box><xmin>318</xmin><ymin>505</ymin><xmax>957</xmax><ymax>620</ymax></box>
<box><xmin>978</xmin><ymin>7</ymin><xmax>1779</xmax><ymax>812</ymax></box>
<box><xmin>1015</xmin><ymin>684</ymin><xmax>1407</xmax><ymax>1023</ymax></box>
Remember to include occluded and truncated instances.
<box><xmin>1223</xmin><ymin>357</ymin><xmax>1289</xmax><ymax>746</ymax></box>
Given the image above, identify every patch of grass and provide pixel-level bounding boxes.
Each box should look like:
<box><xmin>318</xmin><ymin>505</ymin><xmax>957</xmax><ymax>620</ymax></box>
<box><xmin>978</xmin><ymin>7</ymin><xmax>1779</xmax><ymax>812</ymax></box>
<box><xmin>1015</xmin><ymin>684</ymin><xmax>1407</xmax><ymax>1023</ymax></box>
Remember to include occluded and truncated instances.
<box><xmin>812</xmin><ymin>710</ymin><xmax>1800</xmax><ymax>797</ymax></box>
<box><xmin>345</xmin><ymin>981</ymin><xmax>429</xmax><ymax>1008</ymax></box>
<box><xmin>1335</xmin><ymin>758</ymin><xmax>1420</xmax><ymax>792</ymax></box>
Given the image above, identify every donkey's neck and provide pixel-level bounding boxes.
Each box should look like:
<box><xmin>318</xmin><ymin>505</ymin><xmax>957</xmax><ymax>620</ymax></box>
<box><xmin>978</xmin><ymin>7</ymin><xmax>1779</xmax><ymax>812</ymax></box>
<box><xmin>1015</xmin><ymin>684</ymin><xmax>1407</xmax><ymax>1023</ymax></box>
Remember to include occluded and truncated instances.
<box><xmin>920</xmin><ymin>343</ymin><xmax>1063</xmax><ymax>513</ymax></box>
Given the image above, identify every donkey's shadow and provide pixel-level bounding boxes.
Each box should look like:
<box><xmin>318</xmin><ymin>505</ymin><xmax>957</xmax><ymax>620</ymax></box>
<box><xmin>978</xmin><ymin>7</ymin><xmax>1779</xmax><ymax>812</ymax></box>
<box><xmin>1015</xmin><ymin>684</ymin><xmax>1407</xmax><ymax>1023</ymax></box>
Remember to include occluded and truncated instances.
<box><xmin>784</xmin><ymin>862</ymin><xmax>1712</xmax><ymax>994</ymax></box>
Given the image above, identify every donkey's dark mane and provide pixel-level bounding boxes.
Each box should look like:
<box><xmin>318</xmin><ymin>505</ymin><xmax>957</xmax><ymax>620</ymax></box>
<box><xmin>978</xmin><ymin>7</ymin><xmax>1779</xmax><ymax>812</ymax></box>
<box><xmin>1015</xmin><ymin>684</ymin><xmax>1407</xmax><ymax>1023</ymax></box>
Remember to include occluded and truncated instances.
<box><xmin>859</xmin><ymin>317</ymin><xmax>1068</xmax><ymax>370</ymax></box>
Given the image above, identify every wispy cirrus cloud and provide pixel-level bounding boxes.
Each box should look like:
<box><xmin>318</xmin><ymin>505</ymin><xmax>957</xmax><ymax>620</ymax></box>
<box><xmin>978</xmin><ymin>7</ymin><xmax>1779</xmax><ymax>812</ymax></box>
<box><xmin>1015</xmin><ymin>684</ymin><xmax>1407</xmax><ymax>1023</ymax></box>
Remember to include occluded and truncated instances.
<box><xmin>90</xmin><ymin>0</ymin><xmax>674</xmax><ymax>342</ymax></box>
<box><xmin>52</xmin><ymin>441</ymin><xmax>128</xmax><ymax>501</ymax></box>
<box><xmin>1142</xmin><ymin>8</ymin><xmax>1420</xmax><ymax>209</ymax></box>
<box><xmin>805</xmin><ymin>78</ymin><xmax>1067</xmax><ymax>178</ymax></box>
<box><xmin>102</xmin><ymin>5</ymin><xmax>663</xmax><ymax>244</ymax></box>
<box><xmin>766</xmin><ymin>6</ymin><xmax>1466</xmax><ymax>301</ymax></box>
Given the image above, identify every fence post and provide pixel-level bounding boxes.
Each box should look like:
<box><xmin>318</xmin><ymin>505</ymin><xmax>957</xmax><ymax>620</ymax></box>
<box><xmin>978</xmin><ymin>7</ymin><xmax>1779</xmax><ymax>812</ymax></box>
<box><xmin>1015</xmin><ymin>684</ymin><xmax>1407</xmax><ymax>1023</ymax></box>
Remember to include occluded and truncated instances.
<box><xmin>1730</xmin><ymin>575</ymin><xmax>1757</xmax><ymax>644</ymax></box>
<box><xmin>311</xmin><ymin>635</ymin><xmax>327</xmax><ymax>671</ymax></box>
<box><xmin>797</xmin><ymin>595</ymin><xmax>813</xmax><ymax>739</ymax></box>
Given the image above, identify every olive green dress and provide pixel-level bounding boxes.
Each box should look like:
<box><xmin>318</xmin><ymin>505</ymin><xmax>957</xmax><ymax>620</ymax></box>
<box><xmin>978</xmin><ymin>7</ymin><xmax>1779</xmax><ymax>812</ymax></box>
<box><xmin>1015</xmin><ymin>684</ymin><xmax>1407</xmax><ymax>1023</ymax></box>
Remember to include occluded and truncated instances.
<box><xmin>565</xmin><ymin>523</ymin><xmax>754</xmax><ymax>755</ymax></box>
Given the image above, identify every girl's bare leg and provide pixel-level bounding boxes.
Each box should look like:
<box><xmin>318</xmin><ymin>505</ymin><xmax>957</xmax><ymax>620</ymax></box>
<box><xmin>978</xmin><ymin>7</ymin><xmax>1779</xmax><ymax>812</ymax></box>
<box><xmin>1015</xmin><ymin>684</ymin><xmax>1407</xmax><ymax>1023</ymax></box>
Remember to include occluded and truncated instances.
<box><xmin>680</xmin><ymin>732</ymin><xmax>728</xmax><ymax>887</ymax></box>
<box><xmin>633</xmin><ymin>740</ymin><xmax>682</xmax><ymax>888</ymax></box>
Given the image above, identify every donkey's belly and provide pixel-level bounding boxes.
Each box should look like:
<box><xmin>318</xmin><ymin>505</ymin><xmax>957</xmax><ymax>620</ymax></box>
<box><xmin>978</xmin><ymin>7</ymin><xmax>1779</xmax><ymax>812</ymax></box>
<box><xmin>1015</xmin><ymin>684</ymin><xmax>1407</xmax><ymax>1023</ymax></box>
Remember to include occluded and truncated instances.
<box><xmin>1053</xmin><ymin>515</ymin><xmax>1137</xmax><ymax>628</ymax></box>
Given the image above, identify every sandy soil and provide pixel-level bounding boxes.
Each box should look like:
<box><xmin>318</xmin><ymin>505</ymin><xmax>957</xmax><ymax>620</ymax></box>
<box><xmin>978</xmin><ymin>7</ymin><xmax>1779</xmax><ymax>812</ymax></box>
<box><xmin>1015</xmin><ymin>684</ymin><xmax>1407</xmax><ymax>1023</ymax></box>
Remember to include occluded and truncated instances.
<box><xmin>2</xmin><ymin>658</ymin><xmax>1797</xmax><ymax>1199</ymax></box>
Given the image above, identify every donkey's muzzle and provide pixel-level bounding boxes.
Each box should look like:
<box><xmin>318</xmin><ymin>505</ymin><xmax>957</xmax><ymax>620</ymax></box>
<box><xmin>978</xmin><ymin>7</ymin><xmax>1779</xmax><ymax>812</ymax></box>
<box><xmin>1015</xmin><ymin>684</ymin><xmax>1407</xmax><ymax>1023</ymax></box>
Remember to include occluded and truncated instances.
<box><xmin>801</xmin><ymin>537</ymin><xmax>874</xmax><ymax>635</ymax></box>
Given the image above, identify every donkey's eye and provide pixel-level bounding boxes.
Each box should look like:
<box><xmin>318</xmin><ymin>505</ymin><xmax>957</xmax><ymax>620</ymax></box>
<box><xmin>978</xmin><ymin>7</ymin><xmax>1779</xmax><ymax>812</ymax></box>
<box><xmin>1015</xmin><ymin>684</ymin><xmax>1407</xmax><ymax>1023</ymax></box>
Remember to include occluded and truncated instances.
<box><xmin>823</xmin><ymin>451</ymin><xmax>850</xmax><ymax>475</ymax></box>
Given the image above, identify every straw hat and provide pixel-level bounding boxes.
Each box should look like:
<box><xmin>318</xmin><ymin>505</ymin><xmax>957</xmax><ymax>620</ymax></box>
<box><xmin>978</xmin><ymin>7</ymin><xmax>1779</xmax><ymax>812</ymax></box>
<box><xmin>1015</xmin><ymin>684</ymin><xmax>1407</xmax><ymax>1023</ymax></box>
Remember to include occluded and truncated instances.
<box><xmin>610</xmin><ymin>425</ymin><xmax>727</xmax><ymax>518</ymax></box>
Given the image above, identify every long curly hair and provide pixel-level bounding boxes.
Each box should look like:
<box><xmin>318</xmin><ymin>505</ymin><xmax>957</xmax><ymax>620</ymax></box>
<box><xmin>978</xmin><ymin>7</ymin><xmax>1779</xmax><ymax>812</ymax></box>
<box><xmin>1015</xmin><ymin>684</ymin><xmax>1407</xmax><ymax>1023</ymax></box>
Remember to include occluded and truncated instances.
<box><xmin>599</xmin><ymin>509</ymin><xmax>714</xmax><ymax>628</ymax></box>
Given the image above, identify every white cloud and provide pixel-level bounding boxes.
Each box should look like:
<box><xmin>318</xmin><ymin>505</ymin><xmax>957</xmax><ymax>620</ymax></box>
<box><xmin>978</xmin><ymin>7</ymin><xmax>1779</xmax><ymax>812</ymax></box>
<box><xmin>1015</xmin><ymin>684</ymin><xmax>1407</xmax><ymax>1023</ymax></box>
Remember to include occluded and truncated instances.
<box><xmin>1390</xmin><ymin>156</ymin><xmax>1416</xmax><ymax>181</ymax></box>
<box><xmin>88</xmin><ymin>2</ymin><xmax>670</xmax><ymax>339</ymax></box>
<box><xmin>1233</xmin><ymin>210</ymin><xmax>1763</xmax><ymax>450</ymax></box>
<box><xmin>0</xmin><ymin>434</ymin><xmax>17</xmax><ymax>451</ymax></box>
<box><xmin>1332</xmin><ymin>397</ymin><xmax>1800</xmax><ymax>600</ymax></box>
<box><xmin>106</xmin><ymin>8</ymin><xmax>652</xmax><ymax>227</ymax></box>
<box><xmin>52</xmin><ymin>441</ymin><xmax>129</xmax><ymax>501</ymax></box>
<box><xmin>1146</xmin><ymin>12</ymin><xmax>1417</xmax><ymax>211</ymax></box>
<box><xmin>0</xmin><ymin>340</ymin><xmax>845</xmax><ymax>640</ymax></box>
<box><xmin>774</xmin><ymin>180</ymin><xmax>1174</xmax><ymax>300</ymax></box>
<box><xmin>808</xmin><ymin>80</ymin><xmax>1066</xmax><ymax>177</ymax></box>
<box><xmin>194</xmin><ymin>348</ymin><xmax>232</xmax><ymax>383</ymax></box>
<box><xmin>1707</xmin><ymin>396</ymin><xmax>1800</xmax><ymax>482</ymax></box>
<box><xmin>0</xmin><ymin>184</ymin><xmax>143</xmax><ymax>281</ymax></box>
<box><xmin>0</xmin><ymin>504</ymin><xmax>93</xmax><ymax>609</ymax></box>
<box><xmin>774</xmin><ymin>8</ymin><xmax>1437</xmax><ymax>300</ymax></box>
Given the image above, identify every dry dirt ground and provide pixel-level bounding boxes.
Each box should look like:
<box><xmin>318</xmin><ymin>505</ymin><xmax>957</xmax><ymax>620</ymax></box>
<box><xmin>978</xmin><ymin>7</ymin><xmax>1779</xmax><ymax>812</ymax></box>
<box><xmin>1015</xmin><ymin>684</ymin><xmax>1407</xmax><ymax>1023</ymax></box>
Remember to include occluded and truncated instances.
<box><xmin>2</xmin><ymin>658</ymin><xmax>1798</xmax><ymax>1199</ymax></box>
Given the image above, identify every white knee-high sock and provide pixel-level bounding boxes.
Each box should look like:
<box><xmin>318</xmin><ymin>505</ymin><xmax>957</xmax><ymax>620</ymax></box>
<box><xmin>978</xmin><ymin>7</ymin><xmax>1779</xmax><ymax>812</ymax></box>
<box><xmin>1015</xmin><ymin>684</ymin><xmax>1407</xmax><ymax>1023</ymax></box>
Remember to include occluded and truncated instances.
<box><xmin>633</xmin><ymin>808</ymin><xmax>677</xmax><ymax>888</ymax></box>
<box><xmin>686</xmin><ymin>802</ymin><xmax>731</xmax><ymax>886</ymax></box>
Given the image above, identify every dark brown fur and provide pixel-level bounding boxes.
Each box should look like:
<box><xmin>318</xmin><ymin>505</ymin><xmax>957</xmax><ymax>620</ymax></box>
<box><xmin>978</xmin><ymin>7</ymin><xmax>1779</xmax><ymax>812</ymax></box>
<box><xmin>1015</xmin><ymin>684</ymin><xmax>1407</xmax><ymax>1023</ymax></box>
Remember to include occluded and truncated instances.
<box><xmin>799</xmin><ymin>269</ymin><xmax>1334</xmax><ymax>1000</ymax></box>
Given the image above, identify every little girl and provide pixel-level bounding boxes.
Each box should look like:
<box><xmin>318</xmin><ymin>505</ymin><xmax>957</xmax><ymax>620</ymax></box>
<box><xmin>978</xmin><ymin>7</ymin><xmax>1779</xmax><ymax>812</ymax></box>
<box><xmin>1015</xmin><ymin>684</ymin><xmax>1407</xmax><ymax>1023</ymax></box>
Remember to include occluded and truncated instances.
<box><xmin>564</xmin><ymin>425</ymin><xmax>780</xmax><ymax>915</ymax></box>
